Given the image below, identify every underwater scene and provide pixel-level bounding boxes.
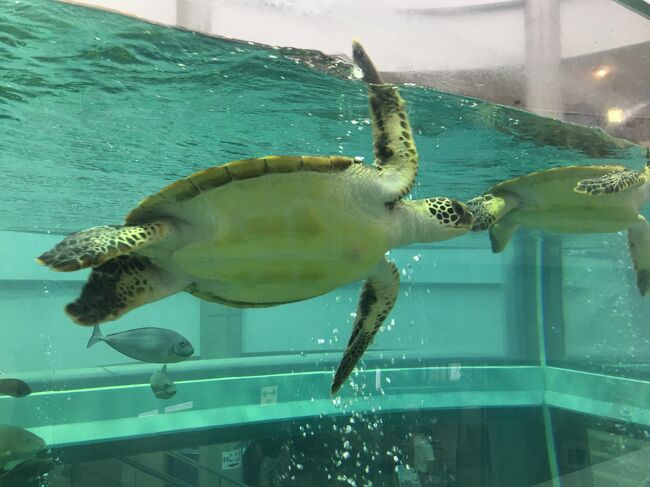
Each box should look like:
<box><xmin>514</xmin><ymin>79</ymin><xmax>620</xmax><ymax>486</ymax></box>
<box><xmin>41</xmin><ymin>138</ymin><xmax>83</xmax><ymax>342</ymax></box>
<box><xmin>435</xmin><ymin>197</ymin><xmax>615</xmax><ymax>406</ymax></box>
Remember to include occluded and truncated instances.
<box><xmin>1</xmin><ymin>1</ymin><xmax>650</xmax><ymax>486</ymax></box>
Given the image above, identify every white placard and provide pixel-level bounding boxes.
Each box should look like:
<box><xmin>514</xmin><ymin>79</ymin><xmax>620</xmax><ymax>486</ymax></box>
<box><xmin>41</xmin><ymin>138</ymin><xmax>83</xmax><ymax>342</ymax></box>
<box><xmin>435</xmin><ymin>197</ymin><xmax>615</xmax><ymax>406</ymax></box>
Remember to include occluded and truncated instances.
<box><xmin>222</xmin><ymin>448</ymin><xmax>242</xmax><ymax>470</ymax></box>
<box><xmin>260</xmin><ymin>385</ymin><xmax>278</xmax><ymax>406</ymax></box>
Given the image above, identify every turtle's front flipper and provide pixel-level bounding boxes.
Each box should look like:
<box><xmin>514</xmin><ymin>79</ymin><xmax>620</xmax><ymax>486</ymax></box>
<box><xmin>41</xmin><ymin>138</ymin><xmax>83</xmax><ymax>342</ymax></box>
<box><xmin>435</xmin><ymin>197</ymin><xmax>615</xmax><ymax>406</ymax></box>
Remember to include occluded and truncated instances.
<box><xmin>489</xmin><ymin>216</ymin><xmax>519</xmax><ymax>253</ymax></box>
<box><xmin>331</xmin><ymin>257</ymin><xmax>399</xmax><ymax>395</ymax></box>
<box><xmin>628</xmin><ymin>215</ymin><xmax>650</xmax><ymax>296</ymax></box>
<box><xmin>37</xmin><ymin>222</ymin><xmax>174</xmax><ymax>271</ymax></box>
<box><xmin>66</xmin><ymin>254</ymin><xmax>189</xmax><ymax>325</ymax></box>
<box><xmin>352</xmin><ymin>39</ymin><xmax>383</xmax><ymax>84</ymax></box>
<box><xmin>575</xmin><ymin>169</ymin><xmax>645</xmax><ymax>195</ymax></box>
<box><xmin>352</xmin><ymin>40</ymin><xmax>418</xmax><ymax>202</ymax></box>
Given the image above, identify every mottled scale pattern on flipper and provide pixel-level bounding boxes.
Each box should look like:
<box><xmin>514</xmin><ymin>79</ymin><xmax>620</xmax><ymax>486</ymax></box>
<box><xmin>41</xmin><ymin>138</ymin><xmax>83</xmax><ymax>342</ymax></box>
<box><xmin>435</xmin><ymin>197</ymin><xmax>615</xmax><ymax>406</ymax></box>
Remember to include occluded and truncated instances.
<box><xmin>352</xmin><ymin>37</ymin><xmax>417</xmax><ymax>200</ymax></box>
<box><xmin>574</xmin><ymin>169</ymin><xmax>646</xmax><ymax>195</ymax></box>
<box><xmin>37</xmin><ymin>223</ymin><xmax>171</xmax><ymax>271</ymax></box>
<box><xmin>65</xmin><ymin>254</ymin><xmax>179</xmax><ymax>325</ymax></box>
<box><xmin>126</xmin><ymin>155</ymin><xmax>358</xmax><ymax>224</ymax></box>
<box><xmin>331</xmin><ymin>258</ymin><xmax>399</xmax><ymax>395</ymax></box>
<box><xmin>368</xmin><ymin>84</ymin><xmax>418</xmax><ymax>195</ymax></box>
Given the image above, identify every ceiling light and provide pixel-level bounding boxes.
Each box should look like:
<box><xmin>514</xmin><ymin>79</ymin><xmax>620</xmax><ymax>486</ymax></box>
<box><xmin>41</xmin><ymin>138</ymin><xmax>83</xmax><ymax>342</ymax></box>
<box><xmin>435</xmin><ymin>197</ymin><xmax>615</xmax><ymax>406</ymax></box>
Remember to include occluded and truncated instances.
<box><xmin>593</xmin><ymin>66</ymin><xmax>611</xmax><ymax>80</ymax></box>
<box><xmin>607</xmin><ymin>108</ymin><xmax>624</xmax><ymax>124</ymax></box>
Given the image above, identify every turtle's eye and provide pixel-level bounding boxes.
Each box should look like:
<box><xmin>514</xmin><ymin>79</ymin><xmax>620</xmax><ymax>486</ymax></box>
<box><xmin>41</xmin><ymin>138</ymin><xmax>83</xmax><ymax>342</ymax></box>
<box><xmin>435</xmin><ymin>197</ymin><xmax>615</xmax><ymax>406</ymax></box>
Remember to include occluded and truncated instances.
<box><xmin>451</xmin><ymin>201</ymin><xmax>466</xmax><ymax>223</ymax></box>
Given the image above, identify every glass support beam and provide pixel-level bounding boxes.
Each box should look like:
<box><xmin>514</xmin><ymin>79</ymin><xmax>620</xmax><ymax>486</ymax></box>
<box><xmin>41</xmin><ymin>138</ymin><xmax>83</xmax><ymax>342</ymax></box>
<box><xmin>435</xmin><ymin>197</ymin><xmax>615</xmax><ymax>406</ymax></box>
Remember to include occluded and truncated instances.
<box><xmin>524</xmin><ymin>0</ymin><xmax>563</xmax><ymax>119</ymax></box>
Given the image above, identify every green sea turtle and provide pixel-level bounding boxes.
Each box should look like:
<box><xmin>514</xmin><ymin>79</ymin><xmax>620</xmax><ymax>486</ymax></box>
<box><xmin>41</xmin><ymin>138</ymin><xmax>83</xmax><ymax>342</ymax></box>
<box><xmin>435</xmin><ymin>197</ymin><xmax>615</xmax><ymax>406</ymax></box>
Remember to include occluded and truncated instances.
<box><xmin>37</xmin><ymin>40</ymin><xmax>473</xmax><ymax>394</ymax></box>
<box><xmin>467</xmin><ymin>162</ymin><xmax>650</xmax><ymax>294</ymax></box>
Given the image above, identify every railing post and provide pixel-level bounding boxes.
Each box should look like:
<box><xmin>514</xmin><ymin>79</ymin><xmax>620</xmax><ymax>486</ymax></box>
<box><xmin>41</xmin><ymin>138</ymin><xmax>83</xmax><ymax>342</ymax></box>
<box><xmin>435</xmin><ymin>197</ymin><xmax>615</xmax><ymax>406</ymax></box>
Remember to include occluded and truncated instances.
<box><xmin>524</xmin><ymin>0</ymin><xmax>563</xmax><ymax>120</ymax></box>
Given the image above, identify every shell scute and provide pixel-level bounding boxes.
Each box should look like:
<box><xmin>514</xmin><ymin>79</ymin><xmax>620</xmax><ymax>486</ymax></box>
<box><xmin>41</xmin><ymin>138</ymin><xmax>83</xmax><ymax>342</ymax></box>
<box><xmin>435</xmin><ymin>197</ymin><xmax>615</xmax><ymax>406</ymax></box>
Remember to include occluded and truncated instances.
<box><xmin>224</xmin><ymin>157</ymin><xmax>268</xmax><ymax>180</ymax></box>
<box><xmin>266</xmin><ymin>156</ymin><xmax>304</xmax><ymax>173</ymax></box>
<box><xmin>302</xmin><ymin>156</ymin><xmax>332</xmax><ymax>172</ymax></box>
<box><xmin>331</xmin><ymin>156</ymin><xmax>356</xmax><ymax>171</ymax></box>
<box><xmin>188</xmin><ymin>165</ymin><xmax>233</xmax><ymax>192</ymax></box>
<box><xmin>161</xmin><ymin>178</ymin><xmax>201</xmax><ymax>201</ymax></box>
<box><xmin>125</xmin><ymin>155</ymin><xmax>358</xmax><ymax>225</ymax></box>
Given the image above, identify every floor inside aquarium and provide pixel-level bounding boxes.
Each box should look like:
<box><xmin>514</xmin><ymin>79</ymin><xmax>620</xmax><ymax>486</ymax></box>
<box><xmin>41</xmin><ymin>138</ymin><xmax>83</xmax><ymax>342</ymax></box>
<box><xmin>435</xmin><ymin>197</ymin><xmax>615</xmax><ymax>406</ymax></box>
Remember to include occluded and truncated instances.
<box><xmin>8</xmin><ymin>406</ymin><xmax>649</xmax><ymax>487</ymax></box>
<box><xmin>21</xmin><ymin>407</ymin><xmax>553</xmax><ymax>487</ymax></box>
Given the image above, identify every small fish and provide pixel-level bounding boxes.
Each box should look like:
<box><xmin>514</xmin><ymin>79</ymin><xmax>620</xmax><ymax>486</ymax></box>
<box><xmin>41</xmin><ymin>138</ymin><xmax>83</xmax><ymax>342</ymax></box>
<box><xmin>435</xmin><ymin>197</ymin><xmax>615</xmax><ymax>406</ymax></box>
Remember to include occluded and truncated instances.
<box><xmin>150</xmin><ymin>365</ymin><xmax>176</xmax><ymax>400</ymax></box>
<box><xmin>0</xmin><ymin>379</ymin><xmax>31</xmax><ymax>398</ymax></box>
<box><xmin>0</xmin><ymin>425</ymin><xmax>46</xmax><ymax>468</ymax></box>
<box><xmin>87</xmin><ymin>325</ymin><xmax>194</xmax><ymax>363</ymax></box>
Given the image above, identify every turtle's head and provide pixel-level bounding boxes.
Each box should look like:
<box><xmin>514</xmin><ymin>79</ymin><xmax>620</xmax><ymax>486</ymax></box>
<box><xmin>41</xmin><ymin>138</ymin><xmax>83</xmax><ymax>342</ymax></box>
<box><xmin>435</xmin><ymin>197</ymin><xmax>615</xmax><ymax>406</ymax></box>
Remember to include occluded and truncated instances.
<box><xmin>466</xmin><ymin>193</ymin><xmax>512</xmax><ymax>232</ymax></box>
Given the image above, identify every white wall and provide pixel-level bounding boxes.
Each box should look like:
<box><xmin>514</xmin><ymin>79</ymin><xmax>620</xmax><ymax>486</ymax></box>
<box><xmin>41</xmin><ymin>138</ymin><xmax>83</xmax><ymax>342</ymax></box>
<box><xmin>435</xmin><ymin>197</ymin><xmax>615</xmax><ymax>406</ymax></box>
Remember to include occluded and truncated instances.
<box><xmin>61</xmin><ymin>0</ymin><xmax>177</xmax><ymax>25</ymax></box>
<box><xmin>59</xmin><ymin>0</ymin><xmax>650</xmax><ymax>71</ymax></box>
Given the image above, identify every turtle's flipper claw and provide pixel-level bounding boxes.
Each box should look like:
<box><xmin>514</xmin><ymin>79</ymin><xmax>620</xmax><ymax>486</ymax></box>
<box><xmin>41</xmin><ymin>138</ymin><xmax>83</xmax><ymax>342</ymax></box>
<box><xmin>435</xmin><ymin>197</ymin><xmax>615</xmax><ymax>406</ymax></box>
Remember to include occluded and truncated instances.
<box><xmin>352</xmin><ymin>39</ymin><xmax>383</xmax><ymax>84</ymax></box>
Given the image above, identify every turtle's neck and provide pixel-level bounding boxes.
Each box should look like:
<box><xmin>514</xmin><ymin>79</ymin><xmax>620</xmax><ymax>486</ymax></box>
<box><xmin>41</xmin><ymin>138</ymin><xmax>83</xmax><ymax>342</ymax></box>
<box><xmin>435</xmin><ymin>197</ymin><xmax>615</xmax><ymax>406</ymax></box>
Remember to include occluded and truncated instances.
<box><xmin>388</xmin><ymin>199</ymin><xmax>470</xmax><ymax>248</ymax></box>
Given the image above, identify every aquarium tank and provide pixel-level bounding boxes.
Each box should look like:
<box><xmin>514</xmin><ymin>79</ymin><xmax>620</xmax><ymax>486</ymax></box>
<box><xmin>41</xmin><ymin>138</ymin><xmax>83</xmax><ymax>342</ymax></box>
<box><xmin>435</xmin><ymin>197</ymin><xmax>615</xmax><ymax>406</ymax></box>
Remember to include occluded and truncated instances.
<box><xmin>1</xmin><ymin>0</ymin><xmax>650</xmax><ymax>486</ymax></box>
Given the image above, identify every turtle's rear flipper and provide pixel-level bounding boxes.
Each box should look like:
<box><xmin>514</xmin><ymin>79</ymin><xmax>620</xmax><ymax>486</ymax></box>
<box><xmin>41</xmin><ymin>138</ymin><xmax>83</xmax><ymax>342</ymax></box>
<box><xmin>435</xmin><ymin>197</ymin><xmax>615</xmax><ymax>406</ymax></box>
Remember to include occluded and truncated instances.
<box><xmin>37</xmin><ymin>222</ymin><xmax>174</xmax><ymax>271</ymax></box>
<box><xmin>66</xmin><ymin>255</ymin><xmax>189</xmax><ymax>325</ymax></box>
<box><xmin>628</xmin><ymin>215</ymin><xmax>650</xmax><ymax>296</ymax></box>
<box><xmin>331</xmin><ymin>257</ymin><xmax>399</xmax><ymax>395</ymax></box>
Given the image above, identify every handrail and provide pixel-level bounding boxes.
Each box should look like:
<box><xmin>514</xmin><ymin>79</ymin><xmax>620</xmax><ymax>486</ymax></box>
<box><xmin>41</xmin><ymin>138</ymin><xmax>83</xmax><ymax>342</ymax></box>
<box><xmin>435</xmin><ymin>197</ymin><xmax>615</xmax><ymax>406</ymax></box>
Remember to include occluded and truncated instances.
<box><xmin>166</xmin><ymin>450</ymin><xmax>250</xmax><ymax>487</ymax></box>
<box><xmin>117</xmin><ymin>457</ymin><xmax>195</xmax><ymax>487</ymax></box>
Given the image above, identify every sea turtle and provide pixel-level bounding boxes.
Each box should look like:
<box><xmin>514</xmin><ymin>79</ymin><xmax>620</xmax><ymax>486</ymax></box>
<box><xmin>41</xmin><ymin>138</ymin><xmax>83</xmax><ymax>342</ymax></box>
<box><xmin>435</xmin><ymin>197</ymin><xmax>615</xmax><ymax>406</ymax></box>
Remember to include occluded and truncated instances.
<box><xmin>466</xmin><ymin>161</ymin><xmax>650</xmax><ymax>295</ymax></box>
<box><xmin>37</xmin><ymin>40</ymin><xmax>473</xmax><ymax>394</ymax></box>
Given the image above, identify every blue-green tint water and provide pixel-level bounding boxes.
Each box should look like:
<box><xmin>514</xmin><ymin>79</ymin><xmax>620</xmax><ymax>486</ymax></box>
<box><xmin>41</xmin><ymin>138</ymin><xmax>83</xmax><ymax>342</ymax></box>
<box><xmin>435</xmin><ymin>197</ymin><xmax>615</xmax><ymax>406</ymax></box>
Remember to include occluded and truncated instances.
<box><xmin>3</xmin><ymin>2</ymin><xmax>650</xmax><ymax>486</ymax></box>
<box><xmin>1</xmin><ymin>0</ymin><xmax>646</xmax><ymax>234</ymax></box>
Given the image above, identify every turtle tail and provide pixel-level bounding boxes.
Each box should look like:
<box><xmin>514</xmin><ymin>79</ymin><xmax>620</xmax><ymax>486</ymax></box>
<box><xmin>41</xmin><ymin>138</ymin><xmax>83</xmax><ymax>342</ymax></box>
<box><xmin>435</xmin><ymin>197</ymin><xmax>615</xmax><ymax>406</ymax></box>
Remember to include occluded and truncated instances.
<box><xmin>37</xmin><ymin>222</ymin><xmax>174</xmax><ymax>272</ymax></box>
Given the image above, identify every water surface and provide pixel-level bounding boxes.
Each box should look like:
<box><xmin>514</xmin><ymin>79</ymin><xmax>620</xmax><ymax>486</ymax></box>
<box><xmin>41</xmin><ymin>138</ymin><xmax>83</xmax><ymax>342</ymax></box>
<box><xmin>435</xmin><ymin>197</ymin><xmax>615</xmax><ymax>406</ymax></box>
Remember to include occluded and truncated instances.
<box><xmin>0</xmin><ymin>0</ymin><xmax>645</xmax><ymax>235</ymax></box>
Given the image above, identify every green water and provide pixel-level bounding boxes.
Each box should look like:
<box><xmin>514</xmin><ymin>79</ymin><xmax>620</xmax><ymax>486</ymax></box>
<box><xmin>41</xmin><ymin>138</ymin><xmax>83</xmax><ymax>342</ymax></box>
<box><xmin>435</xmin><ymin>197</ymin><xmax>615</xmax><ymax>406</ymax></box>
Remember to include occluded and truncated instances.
<box><xmin>3</xmin><ymin>1</ymin><xmax>650</xmax><ymax>486</ymax></box>
<box><xmin>1</xmin><ymin>0</ymin><xmax>645</xmax><ymax>234</ymax></box>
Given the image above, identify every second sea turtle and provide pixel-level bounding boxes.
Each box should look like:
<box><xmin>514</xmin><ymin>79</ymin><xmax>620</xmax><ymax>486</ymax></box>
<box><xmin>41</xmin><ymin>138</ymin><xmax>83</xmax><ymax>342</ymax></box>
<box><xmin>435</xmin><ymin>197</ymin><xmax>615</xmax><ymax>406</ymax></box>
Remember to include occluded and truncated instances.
<box><xmin>467</xmin><ymin>162</ymin><xmax>650</xmax><ymax>294</ymax></box>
